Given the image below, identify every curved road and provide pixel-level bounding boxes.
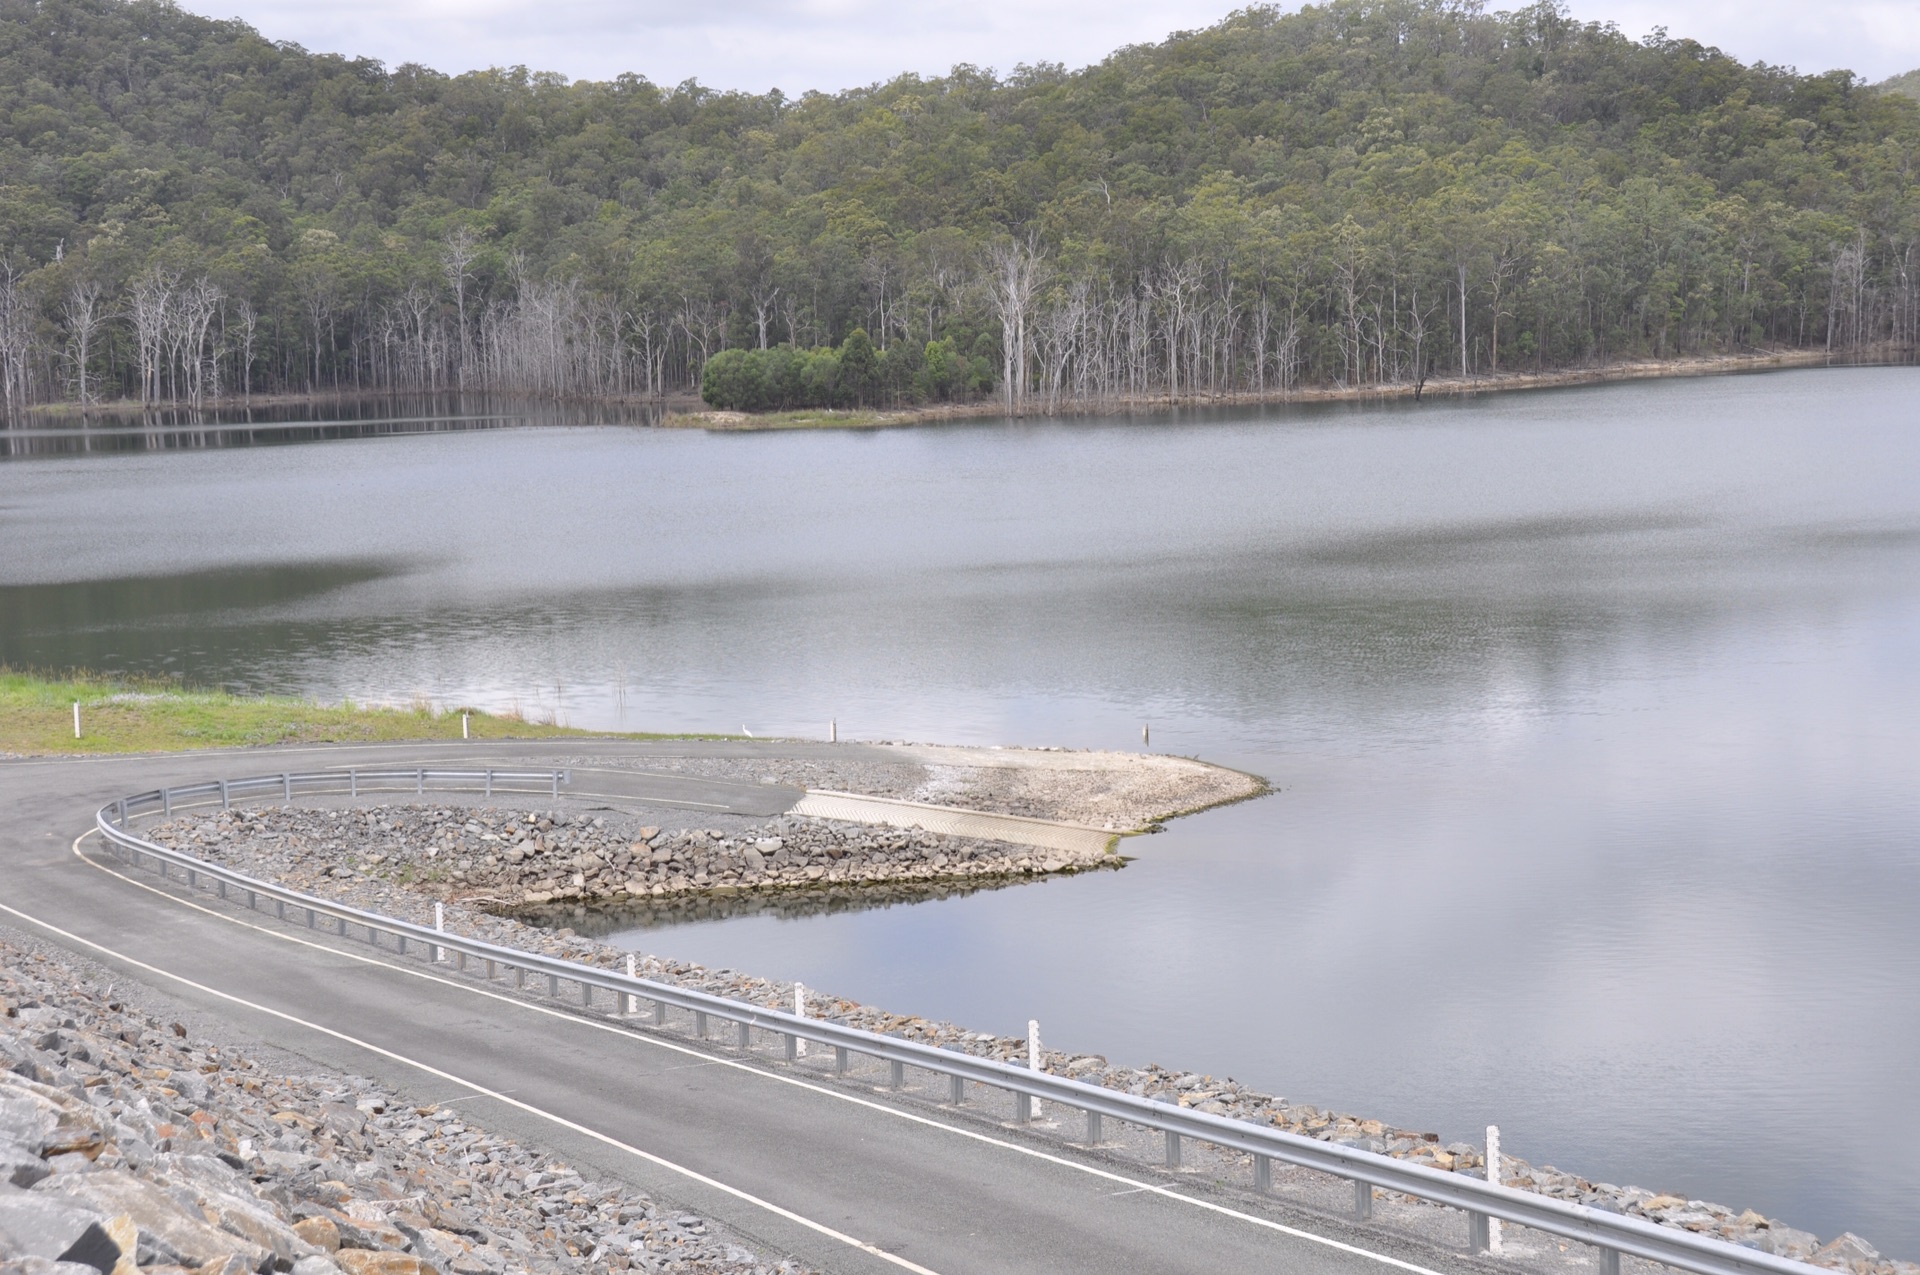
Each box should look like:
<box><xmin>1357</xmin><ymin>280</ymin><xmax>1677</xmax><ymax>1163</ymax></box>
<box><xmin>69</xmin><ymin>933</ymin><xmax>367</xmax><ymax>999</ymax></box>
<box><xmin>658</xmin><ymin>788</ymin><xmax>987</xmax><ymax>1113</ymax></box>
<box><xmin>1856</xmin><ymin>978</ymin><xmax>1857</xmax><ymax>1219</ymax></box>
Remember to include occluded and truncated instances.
<box><xmin>2</xmin><ymin>740</ymin><xmax>1490</xmax><ymax>1275</ymax></box>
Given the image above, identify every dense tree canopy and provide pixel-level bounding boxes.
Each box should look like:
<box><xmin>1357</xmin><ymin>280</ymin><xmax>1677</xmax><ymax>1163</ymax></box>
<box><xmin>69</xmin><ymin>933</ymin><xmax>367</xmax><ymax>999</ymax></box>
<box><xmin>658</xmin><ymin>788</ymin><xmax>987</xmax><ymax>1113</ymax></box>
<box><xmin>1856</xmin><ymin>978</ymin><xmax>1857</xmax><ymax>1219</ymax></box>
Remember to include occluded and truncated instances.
<box><xmin>0</xmin><ymin>0</ymin><xmax>1916</xmax><ymax>414</ymax></box>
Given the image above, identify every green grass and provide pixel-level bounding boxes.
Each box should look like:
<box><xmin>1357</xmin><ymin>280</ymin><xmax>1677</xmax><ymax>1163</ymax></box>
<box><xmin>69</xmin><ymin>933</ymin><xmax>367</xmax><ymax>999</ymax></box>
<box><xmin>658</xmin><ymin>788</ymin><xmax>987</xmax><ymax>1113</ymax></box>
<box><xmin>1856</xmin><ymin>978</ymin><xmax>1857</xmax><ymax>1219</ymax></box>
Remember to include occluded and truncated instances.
<box><xmin>0</xmin><ymin>669</ymin><xmax>709</xmax><ymax>755</ymax></box>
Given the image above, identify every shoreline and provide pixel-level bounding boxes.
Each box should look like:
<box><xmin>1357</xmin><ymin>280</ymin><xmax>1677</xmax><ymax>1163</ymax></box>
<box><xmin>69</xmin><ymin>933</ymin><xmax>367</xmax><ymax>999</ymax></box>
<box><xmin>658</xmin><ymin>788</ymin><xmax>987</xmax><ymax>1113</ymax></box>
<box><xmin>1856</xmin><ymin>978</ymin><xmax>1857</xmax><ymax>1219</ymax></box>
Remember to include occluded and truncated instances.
<box><xmin>144</xmin><ymin>804</ymin><xmax>1901</xmax><ymax>1274</ymax></box>
<box><xmin>662</xmin><ymin>346</ymin><xmax>1905</xmax><ymax>431</ymax></box>
<box><xmin>7</xmin><ymin>346</ymin><xmax>1908</xmax><ymax>432</ymax></box>
<box><xmin>127</xmin><ymin>757</ymin><xmax>1905</xmax><ymax>1274</ymax></box>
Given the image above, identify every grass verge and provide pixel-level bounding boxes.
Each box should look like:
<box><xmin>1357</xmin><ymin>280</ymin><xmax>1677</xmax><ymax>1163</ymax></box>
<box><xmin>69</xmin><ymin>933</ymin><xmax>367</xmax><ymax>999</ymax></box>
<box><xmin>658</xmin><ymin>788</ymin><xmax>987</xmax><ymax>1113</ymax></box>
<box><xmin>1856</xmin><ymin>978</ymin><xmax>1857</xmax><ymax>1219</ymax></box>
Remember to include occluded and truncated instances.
<box><xmin>0</xmin><ymin>669</ymin><xmax>690</xmax><ymax>755</ymax></box>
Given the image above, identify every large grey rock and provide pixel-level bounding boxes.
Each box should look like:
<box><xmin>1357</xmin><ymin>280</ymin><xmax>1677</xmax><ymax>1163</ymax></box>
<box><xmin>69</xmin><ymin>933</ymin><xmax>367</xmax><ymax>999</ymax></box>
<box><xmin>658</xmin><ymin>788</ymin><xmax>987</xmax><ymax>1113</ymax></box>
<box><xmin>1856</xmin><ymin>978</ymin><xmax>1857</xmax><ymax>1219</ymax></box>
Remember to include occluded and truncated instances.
<box><xmin>0</xmin><ymin>1187</ymin><xmax>120</xmax><ymax>1274</ymax></box>
<box><xmin>33</xmin><ymin>1169</ymin><xmax>269</xmax><ymax>1269</ymax></box>
<box><xmin>0</xmin><ymin>1138</ymin><xmax>49</xmax><ymax>1189</ymax></box>
<box><xmin>0</xmin><ymin>1079</ymin><xmax>106</xmax><ymax>1160</ymax></box>
<box><xmin>291</xmin><ymin>1257</ymin><xmax>347</xmax><ymax>1275</ymax></box>
<box><xmin>0</xmin><ymin>1257</ymin><xmax>109</xmax><ymax>1275</ymax></box>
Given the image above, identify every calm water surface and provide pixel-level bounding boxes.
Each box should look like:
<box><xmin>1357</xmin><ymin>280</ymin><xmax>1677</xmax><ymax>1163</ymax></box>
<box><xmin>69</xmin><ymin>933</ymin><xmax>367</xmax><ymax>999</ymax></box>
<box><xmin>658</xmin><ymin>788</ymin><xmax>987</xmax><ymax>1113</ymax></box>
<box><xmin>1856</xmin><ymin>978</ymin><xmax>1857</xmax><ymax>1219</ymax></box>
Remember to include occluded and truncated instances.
<box><xmin>4</xmin><ymin>368</ymin><xmax>1917</xmax><ymax>1251</ymax></box>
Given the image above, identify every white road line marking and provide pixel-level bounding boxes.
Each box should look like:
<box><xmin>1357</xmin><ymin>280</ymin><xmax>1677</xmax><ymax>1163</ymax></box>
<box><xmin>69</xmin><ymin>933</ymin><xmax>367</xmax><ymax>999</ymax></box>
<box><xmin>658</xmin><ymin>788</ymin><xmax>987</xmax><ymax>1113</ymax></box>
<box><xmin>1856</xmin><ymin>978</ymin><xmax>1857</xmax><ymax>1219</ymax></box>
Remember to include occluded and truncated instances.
<box><xmin>60</xmin><ymin>830</ymin><xmax>1448</xmax><ymax>1275</ymax></box>
<box><xmin>5</xmin><ymin>862</ymin><xmax>942</xmax><ymax>1275</ymax></box>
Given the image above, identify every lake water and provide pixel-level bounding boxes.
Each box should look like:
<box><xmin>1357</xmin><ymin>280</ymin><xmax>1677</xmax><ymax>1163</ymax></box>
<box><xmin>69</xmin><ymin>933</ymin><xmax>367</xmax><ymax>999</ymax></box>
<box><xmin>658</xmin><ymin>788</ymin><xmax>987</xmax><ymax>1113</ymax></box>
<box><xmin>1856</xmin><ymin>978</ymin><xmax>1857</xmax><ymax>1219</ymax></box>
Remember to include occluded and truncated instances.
<box><xmin>4</xmin><ymin>369</ymin><xmax>1917</xmax><ymax>1253</ymax></box>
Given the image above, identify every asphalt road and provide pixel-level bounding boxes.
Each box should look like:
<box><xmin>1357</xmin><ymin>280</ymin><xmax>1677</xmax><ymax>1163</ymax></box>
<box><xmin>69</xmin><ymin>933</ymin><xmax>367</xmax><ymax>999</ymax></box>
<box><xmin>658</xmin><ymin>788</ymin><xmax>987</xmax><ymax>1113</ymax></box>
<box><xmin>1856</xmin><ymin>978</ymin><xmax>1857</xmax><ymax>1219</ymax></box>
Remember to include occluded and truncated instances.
<box><xmin>1</xmin><ymin>740</ymin><xmax>1491</xmax><ymax>1275</ymax></box>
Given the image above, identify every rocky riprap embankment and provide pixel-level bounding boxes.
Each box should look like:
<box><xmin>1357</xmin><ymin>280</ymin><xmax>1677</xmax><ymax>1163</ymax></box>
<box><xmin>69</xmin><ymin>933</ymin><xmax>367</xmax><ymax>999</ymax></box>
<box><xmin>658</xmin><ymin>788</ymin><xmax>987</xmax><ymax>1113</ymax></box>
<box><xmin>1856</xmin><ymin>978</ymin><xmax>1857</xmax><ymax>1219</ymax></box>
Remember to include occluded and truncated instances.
<box><xmin>139</xmin><ymin>808</ymin><xmax>1910</xmax><ymax>1275</ymax></box>
<box><xmin>0</xmin><ymin>938</ymin><xmax>804</xmax><ymax>1275</ymax></box>
<box><xmin>147</xmin><ymin>806</ymin><xmax>1111</xmax><ymax>909</ymax></box>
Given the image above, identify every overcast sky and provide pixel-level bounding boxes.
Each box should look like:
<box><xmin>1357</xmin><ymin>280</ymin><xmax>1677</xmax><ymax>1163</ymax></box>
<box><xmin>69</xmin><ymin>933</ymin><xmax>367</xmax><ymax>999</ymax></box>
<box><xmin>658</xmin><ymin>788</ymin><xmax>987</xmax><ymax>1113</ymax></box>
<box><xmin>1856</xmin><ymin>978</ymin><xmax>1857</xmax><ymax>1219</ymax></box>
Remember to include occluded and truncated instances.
<box><xmin>202</xmin><ymin>0</ymin><xmax>1919</xmax><ymax>94</ymax></box>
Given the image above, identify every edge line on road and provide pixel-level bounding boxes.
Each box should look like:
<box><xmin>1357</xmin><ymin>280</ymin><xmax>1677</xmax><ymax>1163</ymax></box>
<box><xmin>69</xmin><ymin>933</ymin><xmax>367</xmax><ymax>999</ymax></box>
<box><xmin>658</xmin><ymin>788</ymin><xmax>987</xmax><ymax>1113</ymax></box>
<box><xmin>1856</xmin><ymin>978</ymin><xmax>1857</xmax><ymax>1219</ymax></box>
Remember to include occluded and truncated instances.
<box><xmin>5</xmin><ymin>850</ymin><xmax>944</xmax><ymax>1275</ymax></box>
<box><xmin>56</xmin><ymin>829</ymin><xmax>1450</xmax><ymax>1275</ymax></box>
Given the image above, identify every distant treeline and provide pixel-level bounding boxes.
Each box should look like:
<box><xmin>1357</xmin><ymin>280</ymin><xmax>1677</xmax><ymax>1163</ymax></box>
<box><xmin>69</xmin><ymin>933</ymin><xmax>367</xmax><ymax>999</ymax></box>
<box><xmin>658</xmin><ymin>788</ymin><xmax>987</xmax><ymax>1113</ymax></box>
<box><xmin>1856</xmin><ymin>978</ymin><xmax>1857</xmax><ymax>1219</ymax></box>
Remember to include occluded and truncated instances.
<box><xmin>0</xmin><ymin>0</ymin><xmax>1917</xmax><ymax>418</ymax></box>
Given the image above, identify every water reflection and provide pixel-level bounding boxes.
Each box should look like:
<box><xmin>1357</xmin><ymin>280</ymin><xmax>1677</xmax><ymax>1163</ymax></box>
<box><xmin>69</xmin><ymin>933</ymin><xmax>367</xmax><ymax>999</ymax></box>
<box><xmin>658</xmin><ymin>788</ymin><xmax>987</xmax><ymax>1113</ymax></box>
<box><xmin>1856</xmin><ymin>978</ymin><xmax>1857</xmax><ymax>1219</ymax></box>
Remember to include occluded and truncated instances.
<box><xmin>0</xmin><ymin>393</ymin><xmax>659</xmax><ymax>458</ymax></box>
<box><xmin>2</xmin><ymin>367</ymin><xmax>1918</xmax><ymax>1251</ymax></box>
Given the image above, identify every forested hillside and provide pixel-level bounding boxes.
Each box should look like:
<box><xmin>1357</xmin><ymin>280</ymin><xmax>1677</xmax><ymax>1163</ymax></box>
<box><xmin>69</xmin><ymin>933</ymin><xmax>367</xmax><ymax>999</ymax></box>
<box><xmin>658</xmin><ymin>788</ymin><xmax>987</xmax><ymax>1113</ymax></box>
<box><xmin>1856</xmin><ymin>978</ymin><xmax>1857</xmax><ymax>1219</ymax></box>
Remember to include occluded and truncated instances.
<box><xmin>0</xmin><ymin>0</ymin><xmax>1916</xmax><ymax>415</ymax></box>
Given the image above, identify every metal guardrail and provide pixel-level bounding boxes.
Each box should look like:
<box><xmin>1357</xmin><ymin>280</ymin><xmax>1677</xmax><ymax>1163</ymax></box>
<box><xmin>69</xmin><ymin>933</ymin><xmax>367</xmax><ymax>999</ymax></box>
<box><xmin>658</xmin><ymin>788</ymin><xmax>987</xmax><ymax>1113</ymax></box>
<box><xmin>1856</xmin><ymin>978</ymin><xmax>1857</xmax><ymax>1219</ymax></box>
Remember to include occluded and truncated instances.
<box><xmin>94</xmin><ymin>770</ymin><xmax>1816</xmax><ymax>1275</ymax></box>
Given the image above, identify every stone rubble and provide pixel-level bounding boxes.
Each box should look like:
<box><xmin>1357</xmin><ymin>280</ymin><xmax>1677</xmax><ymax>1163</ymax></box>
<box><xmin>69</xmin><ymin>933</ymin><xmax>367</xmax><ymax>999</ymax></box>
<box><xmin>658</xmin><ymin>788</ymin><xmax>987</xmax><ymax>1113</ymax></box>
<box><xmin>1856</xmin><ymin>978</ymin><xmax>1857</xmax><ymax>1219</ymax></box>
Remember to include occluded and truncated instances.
<box><xmin>137</xmin><ymin>806</ymin><xmax>1915</xmax><ymax>1275</ymax></box>
<box><xmin>0</xmin><ymin>939</ymin><xmax>808</xmax><ymax>1275</ymax></box>
<box><xmin>146</xmin><ymin>806</ymin><xmax>1114</xmax><ymax>911</ymax></box>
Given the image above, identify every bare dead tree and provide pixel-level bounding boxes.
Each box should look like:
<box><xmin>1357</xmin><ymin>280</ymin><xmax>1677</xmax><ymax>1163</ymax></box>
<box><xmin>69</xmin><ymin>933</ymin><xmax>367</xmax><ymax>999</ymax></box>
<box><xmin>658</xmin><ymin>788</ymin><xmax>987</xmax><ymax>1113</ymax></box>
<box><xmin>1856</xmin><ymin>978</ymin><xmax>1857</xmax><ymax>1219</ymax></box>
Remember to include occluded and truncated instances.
<box><xmin>987</xmin><ymin>235</ymin><xmax>1047</xmax><ymax>416</ymax></box>
<box><xmin>61</xmin><ymin>277</ymin><xmax>105</xmax><ymax>405</ymax></box>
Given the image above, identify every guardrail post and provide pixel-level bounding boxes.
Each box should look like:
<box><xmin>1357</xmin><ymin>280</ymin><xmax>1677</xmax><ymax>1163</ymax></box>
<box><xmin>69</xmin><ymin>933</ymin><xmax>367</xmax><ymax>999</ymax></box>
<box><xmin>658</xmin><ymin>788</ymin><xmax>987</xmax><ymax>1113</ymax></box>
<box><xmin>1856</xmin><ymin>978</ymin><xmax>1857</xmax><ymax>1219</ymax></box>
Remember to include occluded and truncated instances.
<box><xmin>282</xmin><ymin>773</ymin><xmax>291</xmax><ymax>800</ymax></box>
<box><xmin>336</xmin><ymin>915</ymin><xmax>346</xmax><ymax>937</ymax></box>
<box><xmin>1354</xmin><ymin>1179</ymin><xmax>1373</xmax><ymax>1220</ymax></box>
<box><xmin>1165</xmin><ymin>1131</ymin><xmax>1181</xmax><ymax>1169</ymax></box>
<box><xmin>274</xmin><ymin>899</ymin><xmax>285</xmax><ymax>920</ymax></box>
<box><xmin>1087</xmin><ymin>1111</ymin><xmax>1103</xmax><ymax>1145</ymax></box>
<box><xmin>186</xmin><ymin>867</ymin><xmax>196</xmax><ymax>889</ymax></box>
<box><xmin>653</xmin><ymin>998</ymin><xmax>666</xmax><ymax>1025</ymax></box>
<box><xmin>1253</xmin><ymin>1153</ymin><xmax>1269</xmax><ymax>1191</ymax></box>
<box><xmin>515</xmin><ymin>968</ymin><xmax>526</xmax><ymax>990</ymax></box>
<box><xmin>1015</xmin><ymin>1093</ymin><xmax>1032</xmax><ymax>1122</ymax></box>
<box><xmin>397</xmin><ymin>934</ymin><xmax>408</xmax><ymax>955</ymax></box>
<box><xmin>694</xmin><ymin>1010</ymin><xmax>708</xmax><ymax>1037</ymax></box>
<box><xmin>245</xmin><ymin>888</ymin><xmax>257</xmax><ymax>910</ymax></box>
<box><xmin>116</xmin><ymin>799</ymin><xmax>127</xmax><ymax>828</ymax></box>
<box><xmin>551</xmin><ymin>771</ymin><xmax>559</xmax><ymax>799</ymax></box>
<box><xmin>835</xmin><ymin>1045</ymin><xmax>850</xmax><ymax>1074</ymax></box>
<box><xmin>416</xmin><ymin>768</ymin><xmax>424</xmax><ymax>795</ymax></box>
<box><xmin>1027</xmin><ymin>1019</ymin><xmax>1044</xmax><ymax>1118</ymax></box>
<box><xmin>784</xmin><ymin>1033</ymin><xmax>797</xmax><ymax>1060</ymax></box>
<box><xmin>485</xmin><ymin>769</ymin><xmax>493</xmax><ymax>798</ymax></box>
<box><xmin>306</xmin><ymin>907</ymin><xmax>316</xmax><ymax>929</ymax></box>
<box><xmin>547</xmin><ymin>973</ymin><xmax>559</xmax><ymax>996</ymax></box>
<box><xmin>582</xmin><ymin>982</ymin><xmax>592</xmax><ymax>1007</ymax></box>
<box><xmin>349</xmin><ymin>769</ymin><xmax>357</xmax><ymax>797</ymax></box>
<box><xmin>162</xmin><ymin>788</ymin><xmax>172</xmax><ymax>817</ymax></box>
<box><xmin>890</xmin><ymin>1060</ymin><xmax>905</xmax><ymax>1088</ymax></box>
<box><xmin>949</xmin><ymin>1074</ymin><xmax>964</xmax><ymax>1105</ymax></box>
<box><xmin>1597</xmin><ymin>1248</ymin><xmax>1621</xmax><ymax>1275</ymax></box>
<box><xmin>1487</xmin><ymin>1125</ymin><xmax>1503</xmax><ymax>1253</ymax></box>
<box><xmin>220</xmin><ymin>780</ymin><xmax>229</xmax><ymax>809</ymax></box>
<box><xmin>1468</xmin><ymin>1211</ymin><xmax>1491</xmax><ymax>1253</ymax></box>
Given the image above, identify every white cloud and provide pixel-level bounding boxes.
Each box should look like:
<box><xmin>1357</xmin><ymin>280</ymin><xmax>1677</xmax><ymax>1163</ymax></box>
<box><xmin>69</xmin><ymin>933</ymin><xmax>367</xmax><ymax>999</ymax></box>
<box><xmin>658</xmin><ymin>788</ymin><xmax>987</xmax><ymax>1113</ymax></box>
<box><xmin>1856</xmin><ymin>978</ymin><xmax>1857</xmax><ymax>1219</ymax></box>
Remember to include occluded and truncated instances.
<box><xmin>198</xmin><ymin>0</ymin><xmax>1920</xmax><ymax>92</ymax></box>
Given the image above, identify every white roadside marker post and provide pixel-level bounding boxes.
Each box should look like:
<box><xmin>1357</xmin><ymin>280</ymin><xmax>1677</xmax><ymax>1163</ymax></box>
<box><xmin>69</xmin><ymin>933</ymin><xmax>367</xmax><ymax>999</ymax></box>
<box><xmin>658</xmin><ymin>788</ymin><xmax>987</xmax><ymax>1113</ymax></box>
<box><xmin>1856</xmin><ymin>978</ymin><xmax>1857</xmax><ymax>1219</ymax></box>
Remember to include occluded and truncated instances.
<box><xmin>1142</xmin><ymin>722</ymin><xmax>1149</xmax><ymax>745</ymax></box>
<box><xmin>830</xmin><ymin>718</ymin><xmax>837</xmax><ymax>743</ymax></box>
<box><xmin>1028</xmin><ymin>1019</ymin><xmax>1043</xmax><ymax>1119</ymax></box>
<box><xmin>625</xmin><ymin>953</ymin><xmax>637</xmax><ymax>1015</ymax></box>
<box><xmin>73</xmin><ymin>702</ymin><xmax>81</xmax><ymax>739</ymax></box>
<box><xmin>462</xmin><ymin>712</ymin><xmax>469</xmax><ymax>739</ymax></box>
<box><xmin>794</xmin><ymin>982</ymin><xmax>807</xmax><ymax>1057</ymax></box>
<box><xmin>1487</xmin><ymin>1124</ymin><xmax>1503</xmax><ymax>1254</ymax></box>
<box><xmin>433</xmin><ymin>902</ymin><xmax>445</xmax><ymax>963</ymax></box>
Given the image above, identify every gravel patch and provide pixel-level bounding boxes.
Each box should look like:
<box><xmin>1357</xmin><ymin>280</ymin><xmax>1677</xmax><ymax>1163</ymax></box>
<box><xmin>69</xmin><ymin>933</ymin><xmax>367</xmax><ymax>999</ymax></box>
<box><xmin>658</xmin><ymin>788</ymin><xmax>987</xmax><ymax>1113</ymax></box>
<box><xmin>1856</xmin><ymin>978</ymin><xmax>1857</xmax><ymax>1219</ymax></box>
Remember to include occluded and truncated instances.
<box><xmin>144</xmin><ymin>806</ymin><xmax>1117</xmax><ymax>915</ymax></box>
